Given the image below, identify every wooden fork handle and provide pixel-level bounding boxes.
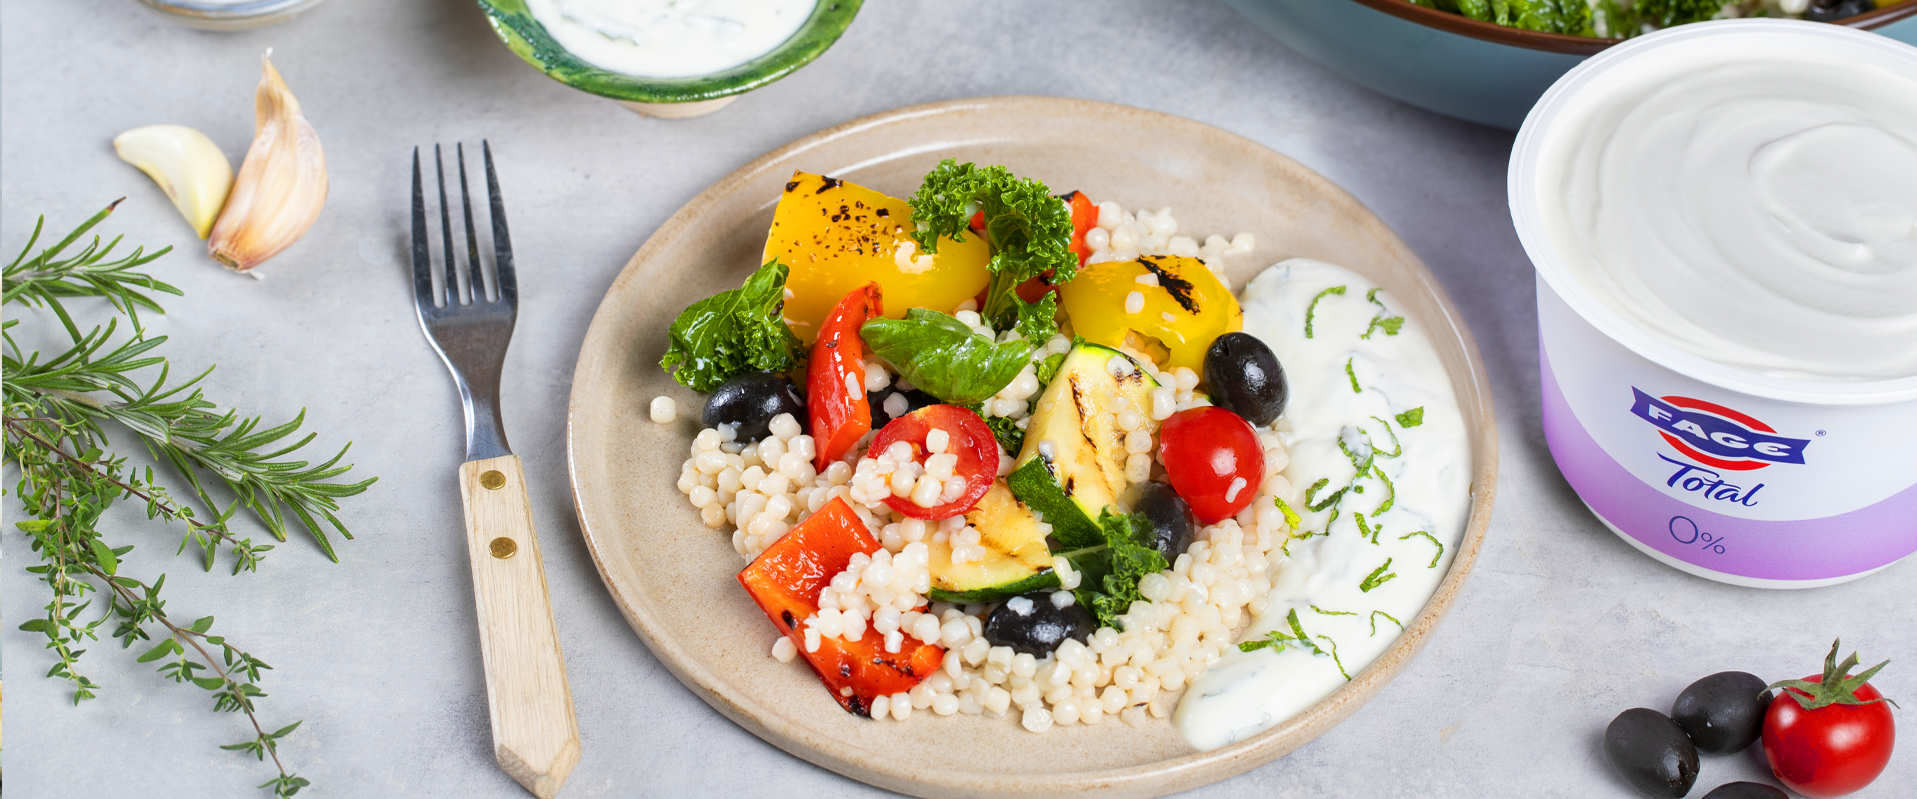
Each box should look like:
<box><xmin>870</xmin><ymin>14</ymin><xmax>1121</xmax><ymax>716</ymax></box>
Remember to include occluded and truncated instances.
<box><xmin>457</xmin><ymin>455</ymin><xmax>581</xmax><ymax>799</ymax></box>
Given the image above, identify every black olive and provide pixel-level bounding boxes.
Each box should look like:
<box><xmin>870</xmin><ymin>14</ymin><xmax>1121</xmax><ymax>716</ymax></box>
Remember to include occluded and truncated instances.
<box><xmin>1133</xmin><ymin>481</ymin><xmax>1195</xmax><ymax>562</ymax></box>
<box><xmin>867</xmin><ymin>385</ymin><xmax>941</xmax><ymax>427</ymax></box>
<box><xmin>1701</xmin><ymin>783</ymin><xmax>1789</xmax><ymax>799</ymax></box>
<box><xmin>1604</xmin><ymin>708</ymin><xmax>1700</xmax><ymax>799</ymax></box>
<box><xmin>1672</xmin><ymin>671</ymin><xmax>1773</xmax><ymax>755</ymax></box>
<box><xmin>701</xmin><ymin>371</ymin><xmax>804</xmax><ymax>442</ymax></box>
<box><xmin>982</xmin><ymin>591</ymin><xmax>1095</xmax><ymax>657</ymax></box>
<box><xmin>1807</xmin><ymin>0</ymin><xmax>1876</xmax><ymax>23</ymax></box>
<box><xmin>1203</xmin><ymin>332</ymin><xmax>1288</xmax><ymax>426</ymax></box>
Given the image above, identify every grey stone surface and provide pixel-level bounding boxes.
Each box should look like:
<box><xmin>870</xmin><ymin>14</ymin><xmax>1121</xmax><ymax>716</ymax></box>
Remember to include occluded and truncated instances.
<box><xmin>2</xmin><ymin>1</ymin><xmax>1909</xmax><ymax>797</ymax></box>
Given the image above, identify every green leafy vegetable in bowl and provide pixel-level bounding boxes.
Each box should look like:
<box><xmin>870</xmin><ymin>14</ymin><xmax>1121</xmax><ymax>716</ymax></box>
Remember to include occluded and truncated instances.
<box><xmin>1404</xmin><ymin>0</ymin><xmax>1900</xmax><ymax>36</ymax></box>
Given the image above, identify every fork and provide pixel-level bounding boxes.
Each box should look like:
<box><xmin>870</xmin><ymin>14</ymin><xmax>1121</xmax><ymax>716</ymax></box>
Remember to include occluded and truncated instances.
<box><xmin>411</xmin><ymin>142</ymin><xmax>580</xmax><ymax>799</ymax></box>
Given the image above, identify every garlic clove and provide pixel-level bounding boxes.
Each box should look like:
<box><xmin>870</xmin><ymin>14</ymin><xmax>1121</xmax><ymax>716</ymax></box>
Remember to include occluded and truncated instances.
<box><xmin>207</xmin><ymin>54</ymin><xmax>327</xmax><ymax>273</ymax></box>
<box><xmin>113</xmin><ymin>125</ymin><xmax>234</xmax><ymax>240</ymax></box>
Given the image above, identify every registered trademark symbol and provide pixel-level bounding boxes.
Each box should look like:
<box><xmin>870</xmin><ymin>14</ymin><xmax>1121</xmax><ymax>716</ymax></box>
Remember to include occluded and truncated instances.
<box><xmin>1816</xmin><ymin>430</ymin><xmax>1827</xmax><ymax>436</ymax></box>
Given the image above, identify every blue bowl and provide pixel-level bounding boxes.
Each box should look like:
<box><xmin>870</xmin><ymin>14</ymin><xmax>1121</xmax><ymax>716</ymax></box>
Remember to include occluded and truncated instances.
<box><xmin>1222</xmin><ymin>0</ymin><xmax>1917</xmax><ymax>129</ymax></box>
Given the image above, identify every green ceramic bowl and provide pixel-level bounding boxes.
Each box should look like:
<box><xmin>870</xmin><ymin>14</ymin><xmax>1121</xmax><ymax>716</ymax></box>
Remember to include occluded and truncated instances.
<box><xmin>477</xmin><ymin>0</ymin><xmax>864</xmax><ymax>117</ymax></box>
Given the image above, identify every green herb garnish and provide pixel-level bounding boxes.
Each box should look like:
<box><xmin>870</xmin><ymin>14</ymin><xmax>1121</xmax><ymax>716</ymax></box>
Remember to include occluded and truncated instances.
<box><xmin>1360</xmin><ymin>558</ymin><xmax>1398</xmax><ymax>593</ymax></box>
<box><xmin>1317</xmin><ymin>634</ymin><xmax>1350</xmax><ymax>680</ymax></box>
<box><xmin>1371</xmin><ymin>464</ymin><xmax>1397</xmax><ymax>515</ymax></box>
<box><xmin>1305</xmin><ymin>477</ymin><xmax>1346</xmax><ymax>512</ymax></box>
<box><xmin>1395</xmin><ymin>407</ymin><xmax>1425</xmax><ymax>428</ymax></box>
<box><xmin>1013</xmin><ymin>291</ymin><xmax>1059</xmax><ymax>345</ymax></box>
<box><xmin>1361</xmin><ymin>288</ymin><xmax>1404</xmax><ymax>340</ymax></box>
<box><xmin>1238</xmin><ymin>608</ymin><xmax>1323</xmax><ymax>655</ymax></box>
<box><xmin>1354</xmin><ymin>511</ymin><xmax>1379</xmax><ymax>544</ymax></box>
<box><xmin>861</xmin><ymin>308</ymin><xmax>1036</xmax><ymax>405</ymax></box>
<box><xmin>660</xmin><ymin>259</ymin><xmax>804</xmax><ymax>393</ymax></box>
<box><xmin>1368</xmin><ymin>415</ymin><xmax>1404</xmax><ymax>458</ymax></box>
<box><xmin>1272</xmin><ymin>495</ymin><xmax>1303</xmax><ymax>531</ymax></box>
<box><xmin>1369</xmin><ymin>610</ymin><xmax>1403</xmax><ymax>637</ymax></box>
<box><xmin>6</xmin><ymin>203</ymin><xmax>374</xmax><ymax>797</ymax></box>
<box><xmin>1345</xmin><ymin>357</ymin><xmax>1362</xmax><ymax>393</ymax></box>
<box><xmin>908</xmin><ymin>160</ymin><xmax>1075</xmax><ymax>328</ymax></box>
<box><xmin>1311</xmin><ymin>605</ymin><xmax>1357</xmax><ymax>617</ymax></box>
<box><xmin>1033</xmin><ymin>351</ymin><xmax>1066</xmax><ymax>385</ymax></box>
<box><xmin>1399</xmin><ymin>530</ymin><xmax>1444</xmax><ymax>567</ymax></box>
<box><xmin>1064</xmin><ymin>508</ymin><xmax>1170</xmax><ymax>631</ymax></box>
<box><xmin>1303</xmin><ymin>284</ymin><xmax>1346</xmax><ymax>339</ymax></box>
<box><xmin>980</xmin><ymin>413</ymin><xmax>1024</xmax><ymax>455</ymax></box>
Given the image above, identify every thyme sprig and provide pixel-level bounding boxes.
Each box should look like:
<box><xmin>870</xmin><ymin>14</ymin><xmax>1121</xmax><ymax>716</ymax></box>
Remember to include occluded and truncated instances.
<box><xmin>4</xmin><ymin>203</ymin><xmax>375</xmax><ymax>797</ymax></box>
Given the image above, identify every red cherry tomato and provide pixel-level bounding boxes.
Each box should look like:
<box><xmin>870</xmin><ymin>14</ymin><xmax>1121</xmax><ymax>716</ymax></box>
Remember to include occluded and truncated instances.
<box><xmin>1158</xmin><ymin>406</ymin><xmax>1264</xmax><ymax>524</ymax></box>
<box><xmin>869</xmin><ymin>405</ymin><xmax>997</xmax><ymax>520</ymax></box>
<box><xmin>1763</xmin><ymin>675</ymin><xmax>1896</xmax><ymax>797</ymax></box>
<box><xmin>808</xmin><ymin>283</ymin><xmax>882</xmax><ymax>470</ymax></box>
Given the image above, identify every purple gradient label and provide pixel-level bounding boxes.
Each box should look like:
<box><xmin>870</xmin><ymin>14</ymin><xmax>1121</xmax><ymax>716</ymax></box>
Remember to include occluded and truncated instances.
<box><xmin>1541</xmin><ymin>351</ymin><xmax>1917</xmax><ymax>581</ymax></box>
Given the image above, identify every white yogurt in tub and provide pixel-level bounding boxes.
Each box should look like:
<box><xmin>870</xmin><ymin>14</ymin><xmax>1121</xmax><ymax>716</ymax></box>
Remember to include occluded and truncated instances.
<box><xmin>527</xmin><ymin>0</ymin><xmax>817</xmax><ymax>78</ymax></box>
<box><xmin>1175</xmin><ymin>259</ymin><xmax>1473</xmax><ymax>751</ymax></box>
<box><xmin>1511</xmin><ymin>21</ymin><xmax>1917</xmax><ymax>587</ymax></box>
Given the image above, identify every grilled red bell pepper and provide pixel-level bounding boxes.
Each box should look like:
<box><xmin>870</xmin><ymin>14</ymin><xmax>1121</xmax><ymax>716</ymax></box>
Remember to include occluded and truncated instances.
<box><xmin>808</xmin><ymin>283</ymin><xmax>882</xmax><ymax>470</ymax></box>
<box><xmin>1064</xmin><ymin>189</ymin><xmax>1098</xmax><ymax>265</ymax></box>
<box><xmin>738</xmin><ymin>497</ymin><xmax>944</xmax><ymax>716</ymax></box>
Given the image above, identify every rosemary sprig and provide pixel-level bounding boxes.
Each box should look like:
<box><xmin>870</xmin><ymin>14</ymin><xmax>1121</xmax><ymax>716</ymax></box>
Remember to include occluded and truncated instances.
<box><xmin>4</xmin><ymin>203</ymin><xmax>374</xmax><ymax>797</ymax></box>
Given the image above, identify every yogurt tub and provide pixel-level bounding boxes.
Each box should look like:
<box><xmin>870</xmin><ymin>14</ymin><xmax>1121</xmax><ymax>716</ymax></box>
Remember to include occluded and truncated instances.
<box><xmin>1510</xmin><ymin>20</ymin><xmax>1917</xmax><ymax>588</ymax></box>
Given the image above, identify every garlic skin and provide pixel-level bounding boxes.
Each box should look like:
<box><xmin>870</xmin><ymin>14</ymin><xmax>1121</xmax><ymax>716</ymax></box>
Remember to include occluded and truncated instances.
<box><xmin>207</xmin><ymin>55</ymin><xmax>327</xmax><ymax>272</ymax></box>
<box><xmin>113</xmin><ymin>125</ymin><xmax>234</xmax><ymax>240</ymax></box>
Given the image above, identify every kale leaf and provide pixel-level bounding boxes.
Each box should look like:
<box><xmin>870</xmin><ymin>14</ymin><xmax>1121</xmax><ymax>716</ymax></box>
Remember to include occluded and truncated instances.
<box><xmin>860</xmin><ymin>308</ymin><xmax>1035</xmax><ymax>405</ymax></box>
<box><xmin>1065</xmin><ymin>508</ymin><xmax>1171</xmax><ymax>631</ymax></box>
<box><xmin>908</xmin><ymin>160</ymin><xmax>1075</xmax><ymax>329</ymax></box>
<box><xmin>659</xmin><ymin>260</ymin><xmax>803</xmax><ymax>393</ymax></box>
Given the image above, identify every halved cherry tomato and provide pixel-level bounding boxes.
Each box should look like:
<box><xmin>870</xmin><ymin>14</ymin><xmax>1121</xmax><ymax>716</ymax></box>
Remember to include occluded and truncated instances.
<box><xmin>738</xmin><ymin>496</ymin><xmax>944</xmax><ymax>716</ymax></box>
<box><xmin>1158</xmin><ymin>406</ymin><xmax>1265</xmax><ymax>524</ymax></box>
<box><xmin>808</xmin><ymin>283</ymin><xmax>882</xmax><ymax>470</ymax></box>
<box><xmin>1762</xmin><ymin>644</ymin><xmax>1898</xmax><ymax>798</ymax></box>
<box><xmin>869</xmin><ymin>405</ymin><xmax>997</xmax><ymax>520</ymax></box>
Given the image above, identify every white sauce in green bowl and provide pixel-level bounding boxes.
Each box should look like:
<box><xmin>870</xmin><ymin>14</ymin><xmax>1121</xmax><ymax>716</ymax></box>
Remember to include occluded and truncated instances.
<box><xmin>527</xmin><ymin>0</ymin><xmax>818</xmax><ymax>79</ymax></box>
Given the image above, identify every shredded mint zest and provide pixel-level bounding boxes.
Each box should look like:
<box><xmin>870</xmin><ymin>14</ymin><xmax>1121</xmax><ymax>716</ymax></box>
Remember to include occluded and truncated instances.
<box><xmin>1360</xmin><ymin>558</ymin><xmax>1397</xmax><ymax>593</ymax></box>
<box><xmin>1311</xmin><ymin>605</ymin><xmax>1357</xmax><ymax>616</ymax></box>
<box><xmin>1361</xmin><ymin>288</ymin><xmax>1404</xmax><ymax>340</ymax></box>
<box><xmin>1272</xmin><ymin>495</ymin><xmax>1302</xmax><ymax>531</ymax></box>
<box><xmin>1305</xmin><ymin>478</ymin><xmax>1346</xmax><ymax>512</ymax></box>
<box><xmin>1304</xmin><ymin>285</ymin><xmax>1346</xmax><ymax>339</ymax></box>
<box><xmin>1368</xmin><ymin>415</ymin><xmax>1404</xmax><ymax>458</ymax></box>
<box><xmin>1369</xmin><ymin>610</ymin><xmax>1403</xmax><ymax>637</ymax></box>
<box><xmin>1371</xmin><ymin>465</ymin><xmax>1396</xmax><ymax>515</ymax></box>
<box><xmin>1354</xmin><ymin>511</ymin><xmax>1380</xmax><ymax>544</ymax></box>
<box><xmin>1345</xmin><ymin>357</ymin><xmax>1361</xmax><ymax>393</ymax></box>
<box><xmin>1399</xmin><ymin>530</ymin><xmax>1444</xmax><ymax>567</ymax></box>
<box><xmin>1316</xmin><ymin>635</ymin><xmax>1351</xmax><ymax>680</ymax></box>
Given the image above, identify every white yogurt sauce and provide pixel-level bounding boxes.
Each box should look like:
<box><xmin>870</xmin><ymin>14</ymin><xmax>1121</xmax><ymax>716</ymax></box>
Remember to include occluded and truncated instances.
<box><xmin>527</xmin><ymin>0</ymin><xmax>817</xmax><ymax>79</ymax></box>
<box><xmin>1536</xmin><ymin>32</ymin><xmax>1917</xmax><ymax>382</ymax></box>
<box><xmin>1174</xmin><ymin>259</ymin><xmax>1472</xmax><ymax>751</ymax></box>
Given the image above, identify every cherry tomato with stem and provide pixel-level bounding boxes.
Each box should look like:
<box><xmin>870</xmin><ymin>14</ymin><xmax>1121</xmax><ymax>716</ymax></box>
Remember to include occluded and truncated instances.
<box><xmin>870</xmin><ymin>404</ymin><xmax>998</xmax><ymax>520</ymax></box>
<box><xmin>1761</xmin><ymin>639</ymin><xmax>1898</xmax><ymax>798</ymax></box>
<box><xmin>1158</xmin><ymin>406</ymin><xmax>1265</xmax><ymax>524</ymax></box>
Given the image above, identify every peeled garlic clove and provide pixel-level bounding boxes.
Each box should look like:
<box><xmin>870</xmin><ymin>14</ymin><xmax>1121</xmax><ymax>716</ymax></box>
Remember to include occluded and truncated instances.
<box><xmin>207</xmin><ymin>54</ymin><xmax>327</xmax><ymax>272</ymax></box>
<box><xmin>113</xmin><ymin>125</ymin><xmax>234</xmax><ymax>240</ymax></box>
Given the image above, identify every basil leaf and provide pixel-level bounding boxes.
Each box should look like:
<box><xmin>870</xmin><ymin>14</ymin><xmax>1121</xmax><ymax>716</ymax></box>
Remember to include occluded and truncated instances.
<box><xmin>860</xmin><ymin>308</ymin><xmax>1034</xmax><ymax>405</ymax></box>
<box><xmin>659</xmin><ymin>260</ymin><xmax>803</xmax><ymax>393</ymax></box>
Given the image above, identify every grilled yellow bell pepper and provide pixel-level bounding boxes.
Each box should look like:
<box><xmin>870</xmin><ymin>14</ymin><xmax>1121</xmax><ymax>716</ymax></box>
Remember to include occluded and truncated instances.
<box><xmin>764</xmin><ymin>172</ymin><xmax>992</xmax><ymax>344</ymax></box>
<box><xmin>1055</xmin><ymin>255</ymin><xmax>1241</xmax><ymax>373</ymax></box>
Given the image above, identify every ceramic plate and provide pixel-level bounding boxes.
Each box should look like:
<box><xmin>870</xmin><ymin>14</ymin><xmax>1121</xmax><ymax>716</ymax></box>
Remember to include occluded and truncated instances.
<box><xmin>566</xmin><ymin>96</ymin><xmax>1499</xmax><ymax>798</ymax></box>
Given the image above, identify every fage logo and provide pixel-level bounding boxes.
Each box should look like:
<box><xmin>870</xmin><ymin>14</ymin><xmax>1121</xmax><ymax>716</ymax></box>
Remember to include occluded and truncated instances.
<box><xmin>1629</xmin><ymin>388</ymin><xmax>1810</xmax><ymax>471</ymax></box>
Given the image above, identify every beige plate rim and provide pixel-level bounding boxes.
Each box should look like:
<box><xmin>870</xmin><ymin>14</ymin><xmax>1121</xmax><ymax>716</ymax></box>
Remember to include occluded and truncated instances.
<box><xmin>565</xmin><ymin>96</ymin><xmax>1500</xmax><ymax>798</ymax></box>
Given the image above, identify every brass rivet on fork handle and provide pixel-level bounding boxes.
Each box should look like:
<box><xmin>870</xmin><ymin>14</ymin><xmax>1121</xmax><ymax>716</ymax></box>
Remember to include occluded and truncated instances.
<box><xmin>481</xmin><ymin>470</ymin><xmax>506</xmax><ymax>489</ymax></box>
<box><xmin>490</xmin><ymin>537</ymin><xmax>518</xmax><ymax>559</ymax></box>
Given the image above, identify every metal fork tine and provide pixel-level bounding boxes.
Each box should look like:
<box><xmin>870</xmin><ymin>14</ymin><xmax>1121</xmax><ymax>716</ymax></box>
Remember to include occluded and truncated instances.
<box><xmin>457</xmin><ymin>143</ymin><xmax>486</xmax><ymax>304</ymax></box>
<box><xmin>482</xmin><ymin>140</ymin><xmax>517</xmax><ymax>305</ymax></box>
<box><xmin>410</xmin><ymin>148</ymin><xmax>435</xmax><ymax>311</ymax></box>
<box><xmin>435</xmin><ymin>144</ymin><xmax>458</xmax><ymax>308</ymax></box>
